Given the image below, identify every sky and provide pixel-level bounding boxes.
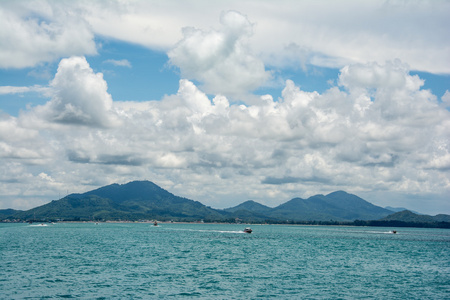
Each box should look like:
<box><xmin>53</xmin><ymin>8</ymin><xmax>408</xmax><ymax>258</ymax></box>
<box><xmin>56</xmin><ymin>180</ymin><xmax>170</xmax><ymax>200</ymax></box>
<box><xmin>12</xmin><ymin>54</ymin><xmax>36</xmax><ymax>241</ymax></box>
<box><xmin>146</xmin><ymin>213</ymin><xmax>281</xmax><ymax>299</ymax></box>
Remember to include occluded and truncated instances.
<box><xmin>0</xmin><ymin>0</ymin><xmax>449</xmax><ymax>215</ymax></box>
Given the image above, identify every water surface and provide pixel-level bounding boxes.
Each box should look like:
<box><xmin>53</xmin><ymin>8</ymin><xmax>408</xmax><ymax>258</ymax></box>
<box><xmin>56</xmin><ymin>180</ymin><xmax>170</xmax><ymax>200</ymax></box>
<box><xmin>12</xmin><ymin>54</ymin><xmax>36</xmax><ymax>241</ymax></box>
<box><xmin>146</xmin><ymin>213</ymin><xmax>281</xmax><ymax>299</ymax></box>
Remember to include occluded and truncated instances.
<box><xmin>1</xmin><ymin>223</ymin><xmax>449</xmax><ymax>299</ymax></box>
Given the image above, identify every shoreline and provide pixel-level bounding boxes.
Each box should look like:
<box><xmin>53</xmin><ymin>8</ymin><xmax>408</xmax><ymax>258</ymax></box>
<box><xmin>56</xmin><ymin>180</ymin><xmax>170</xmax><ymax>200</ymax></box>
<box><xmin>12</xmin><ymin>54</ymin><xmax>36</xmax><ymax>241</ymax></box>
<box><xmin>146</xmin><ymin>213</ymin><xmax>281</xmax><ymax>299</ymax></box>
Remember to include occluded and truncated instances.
<box><xmin>2</xmin><ymin>219</ymin><xmax>449</xmax><ymax>229</ymax></box>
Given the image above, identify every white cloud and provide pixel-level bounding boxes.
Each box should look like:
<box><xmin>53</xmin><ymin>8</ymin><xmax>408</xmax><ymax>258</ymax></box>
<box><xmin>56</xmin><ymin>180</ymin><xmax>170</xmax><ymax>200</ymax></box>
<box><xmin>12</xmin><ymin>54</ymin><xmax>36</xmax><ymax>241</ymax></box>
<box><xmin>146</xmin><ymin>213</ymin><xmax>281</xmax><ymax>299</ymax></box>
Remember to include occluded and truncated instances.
<box><xmin>31</xmin><ymin>56</ymin><xmax>120</xmax><ymax>128</ymax></box>
<box><xmin>252</xmin><ymin>1</ymin><xmax>450</xmax><ymax>73</ymax></box>
<box><xmin>0</xmin><ymin>86</ymin><xmax>32</xmax><ymax>95</ymax></box>
<box><xmin>339</xmin><ymin>60</ymin><xmax>417</xmax><ymax>91</ymax></box>
<box><xmin>442</xmin><ymin>91</ymin><xmax>450</xmax><ymax>108</ymax></box>
<box><xmin>0</xmin><ymin>85</ymin><xmax>49</xmax><ymax>95</ymax></box>
<box><xmin>168</xmin><ymin>10</ymin><xmax>271</xmax><ymax>96</ymax></box>
<box><xmin>1</xmin><ymin>57</ymin><xmax>448</xmax><ymax>214</ymax></box>
<box><xmin>1</xmin><ymin>0</ymin><xmax>449</xmax><ymax>215</ymax></box>
<box><xmin>0</xmin><ymin>1</ymin><xmax>97</xmax><ymax>68</ymax></box>
<box><xmin>1</xmin><ymin>1</ymin><xmax>449</xmax><ymax>73</ymax></box>
<box><xmin>91</xmin><ymin>0</ymin><xmax>450</xmax><ymax>74</ymax></box>
<box><xmin>0</xmin><ymin>114</ymin><xmax>48</xmax><ymax>163</ymax></box>
<box><xmin>103</xmin><ymin>59</ymin><xmax>132</xmax><ymax>68</ymax></box>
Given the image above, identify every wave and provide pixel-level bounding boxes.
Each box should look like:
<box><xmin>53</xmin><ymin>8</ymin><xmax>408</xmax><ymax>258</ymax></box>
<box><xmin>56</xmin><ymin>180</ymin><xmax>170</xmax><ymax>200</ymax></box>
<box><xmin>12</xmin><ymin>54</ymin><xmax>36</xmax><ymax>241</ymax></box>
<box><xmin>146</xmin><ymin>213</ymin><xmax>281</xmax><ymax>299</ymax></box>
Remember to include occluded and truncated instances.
<box><xmin>158</xmin><ymin>227</ymin><xmax>246</xmax><ymax>234</ymax></box>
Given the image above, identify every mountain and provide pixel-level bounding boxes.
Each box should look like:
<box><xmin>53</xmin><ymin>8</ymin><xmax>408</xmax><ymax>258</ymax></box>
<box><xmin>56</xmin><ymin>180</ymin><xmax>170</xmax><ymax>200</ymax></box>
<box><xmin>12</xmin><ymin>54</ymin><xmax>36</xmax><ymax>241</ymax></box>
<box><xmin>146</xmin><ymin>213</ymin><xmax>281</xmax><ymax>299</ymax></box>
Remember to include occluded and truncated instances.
<box><xmin>14</xmin><ymin>181</ymin><xmax>227</xmax><ymax>222</ymax></box>
<box><xmin>434</xmin><ymin>214</ymin><xmax>450</xmax><ymax>222</ymax></box>
<box><xmin>385</xmin><ymin>206</ymin><xmax>407</xmax><ymax>212</ymax></box>
<box><xmin>270</xmin><ymin>195</ymin><xmax>341</xmax><ymax>221</ymax></box>
<box><xmin>385</xmin><ymin>206</ymin><xmax>421</xmax><ymax>214</ymax></box>
<box><xmin>381</xmin><ymin>210</ymin><xmax>450</xmax><ymax>223</ymax></box>
<box><xmin>324</xmin><ymin>191</ymin><xmax>392</xmax><ymax>220</ymax></box>
<box><xmin>224</xmin><ymin>200</ymin><xmax>272</xmax><ymax>214</ymax></box>
<box><xmin>0</xmin><ymin>209</ymin><xmax>22</xmax><ymax>219</ymax></box>
<box><xmin>223</xmin><ymin>200</ymin><xmax>273</xmax><ymax>222</ymax></box>
<box><xmin>224</xmin><ymin>191</ymin><xmax>393</xmax><ymax>221</ymax></box>
<box><xmin>4</xmin><ymin>181</ymin><xmax>445</xmax><ymax>224</ymax></box>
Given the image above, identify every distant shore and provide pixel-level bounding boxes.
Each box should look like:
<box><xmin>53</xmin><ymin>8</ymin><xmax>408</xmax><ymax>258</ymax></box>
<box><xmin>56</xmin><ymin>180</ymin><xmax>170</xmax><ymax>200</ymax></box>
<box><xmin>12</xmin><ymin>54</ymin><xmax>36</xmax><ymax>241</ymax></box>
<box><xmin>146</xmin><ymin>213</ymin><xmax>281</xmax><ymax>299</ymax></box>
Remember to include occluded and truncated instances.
<box><xmin>3</xmin><ymin>219</ymin><xmax>449</xmax><ymax>229</ymax></box>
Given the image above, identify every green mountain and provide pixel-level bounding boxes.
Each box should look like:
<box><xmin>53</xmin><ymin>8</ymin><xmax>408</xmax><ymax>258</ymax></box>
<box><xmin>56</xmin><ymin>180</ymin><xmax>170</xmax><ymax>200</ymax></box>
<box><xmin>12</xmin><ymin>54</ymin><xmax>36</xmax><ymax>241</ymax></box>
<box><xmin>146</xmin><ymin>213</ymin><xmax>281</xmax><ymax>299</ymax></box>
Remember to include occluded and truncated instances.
<box><xmin>223</xmin><ymin>200</ymin><xmax>274</xmax><ymax>222</ymax></box>
<box><xmin>3</xmin><ymin>181</ymin><xmax>448</xmax><ymax>224</ymax></box>
<box><xmin>381</xmin><ymin>210</ymin><xmax>450</xmax><ymax>223</ymax></box>
<box><xmin>0</xmin><ymin>209</ymin><xmax>22</xmax><ymax>219</ymax></box>
<box><xmin>14</xmin><ymin>181</ymin><xmax>227</xmax><ymax>222</ymax></box>
<box><xmin>434</xmin><ymin>214</ymin><xmax>450</xmax><ymax>222</ymax></box>
<box><xmin>270</xmin><ymin>196</ymin><xmax>341</xmax><ymax>221</ymax></box>
<box><xmin>224</xmin><ymin>200</ymin><xmax>272</xmax><ymax>214</ymax></box>
<box><xmin>225</xmin><ymin>191</ymin><xmax>393</xmax><ymax>221</ymax></box>
<box><xmin>323</xmin><ymin>191</ymin><xmax>392</xmax><ymax>220</ymax></box>
<box><xmin>385</xmin><ymin>206</ymin><xmax>420</xmax><ymax>214</ymax></box>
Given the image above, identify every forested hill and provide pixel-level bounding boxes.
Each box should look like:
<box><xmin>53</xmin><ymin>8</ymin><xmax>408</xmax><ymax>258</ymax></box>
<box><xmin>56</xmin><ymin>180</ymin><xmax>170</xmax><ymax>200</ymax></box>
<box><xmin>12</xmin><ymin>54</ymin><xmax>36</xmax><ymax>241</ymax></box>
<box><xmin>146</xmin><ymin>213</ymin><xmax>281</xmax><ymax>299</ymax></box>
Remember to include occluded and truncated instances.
<box><xmin>224</xmin><ymin>191</ymin><xmax>392</xmax><ymax>221</ymax></box>
<box><xmin>10</xmin><ymin>181</ymin><xmax>227</xmax><ymax>222</ymax></box>
<box><xmin>1</xmin><ymin>181</ymin><xmax>448</xmax><ymax>227</ymax></box>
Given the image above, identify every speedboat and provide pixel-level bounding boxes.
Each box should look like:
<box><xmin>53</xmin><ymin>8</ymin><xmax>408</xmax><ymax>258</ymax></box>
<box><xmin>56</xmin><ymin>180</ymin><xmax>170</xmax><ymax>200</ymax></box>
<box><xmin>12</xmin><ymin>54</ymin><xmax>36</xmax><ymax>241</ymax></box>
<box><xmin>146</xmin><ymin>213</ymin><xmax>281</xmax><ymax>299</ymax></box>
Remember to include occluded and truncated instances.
<box><xmin>243</xmin><ymin>227</ymin><xmax>252</xmax><ymax>233</ymax></box>
<box><xmin>30</xmin><ymin>223</ymin><xmax>48</xmax><ymax>227</ymax></box>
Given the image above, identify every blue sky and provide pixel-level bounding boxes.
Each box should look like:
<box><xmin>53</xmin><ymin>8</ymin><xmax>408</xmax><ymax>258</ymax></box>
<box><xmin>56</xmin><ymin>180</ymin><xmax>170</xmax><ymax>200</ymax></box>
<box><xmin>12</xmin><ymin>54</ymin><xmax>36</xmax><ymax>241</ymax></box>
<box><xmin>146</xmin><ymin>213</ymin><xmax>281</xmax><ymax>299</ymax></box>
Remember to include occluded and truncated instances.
<box><xmin>0</xmin><ymin>0</ymin><xmax>449</xmax><ymax>215</ymax></box>
<box><xmin>2</xmin><ymin>38</ymin><xmax>448</xmax><ymax>116</ymax></box>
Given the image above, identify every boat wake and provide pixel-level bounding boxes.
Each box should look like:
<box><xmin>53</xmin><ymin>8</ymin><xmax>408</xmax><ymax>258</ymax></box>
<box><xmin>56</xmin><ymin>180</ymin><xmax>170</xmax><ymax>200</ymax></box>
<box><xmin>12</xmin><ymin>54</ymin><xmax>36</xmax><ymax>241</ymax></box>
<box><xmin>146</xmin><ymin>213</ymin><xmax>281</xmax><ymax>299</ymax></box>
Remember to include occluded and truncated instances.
<box><xmin>362</xmin><ymin>231</ymin><xmax>398</xmax><ymax>235</ymax></box>
<box><xmin>346</xmin><ymin>229</ymin><xmax>398</xmax><ymax>235</ymax></box>
<box><xmin>163</xmin><ymin>228</ymin><xmax>246</xmax><ymax>234</ymax></box>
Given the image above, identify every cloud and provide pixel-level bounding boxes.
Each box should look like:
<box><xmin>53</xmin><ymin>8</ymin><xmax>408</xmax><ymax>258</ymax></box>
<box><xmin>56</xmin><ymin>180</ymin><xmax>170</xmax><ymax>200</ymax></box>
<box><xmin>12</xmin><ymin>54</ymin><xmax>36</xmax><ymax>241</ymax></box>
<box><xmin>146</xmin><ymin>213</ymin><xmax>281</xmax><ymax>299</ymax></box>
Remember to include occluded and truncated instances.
<box><xmin>88</xmin><ymin>0</ymin><xmax>450</xmax><ymax>74</ymax></box>
<box><xmin>442</xmin><ymin>91</ymin><xmax>450</xmax><ymax>108</ymax></box>
<box><xmin>0</xmin><ymin>2</ymin><xmax>97</xmax><ymax>68</ymax></box>
<box><xmin>255</xmin><ymin>1</ymin><xmax>450</xmax><ymax>73</ymax></box>
<box><xmin>32</xmin><ymin>56</ymin><xmax>120</xmax><ymax>128</ymax></box>
<box><xmin>103</xmin><ymin>59</ymin><xmax>132</xmax><ymax>68</ymax></box>
<box><xmin>168</xmin><ymin>10</ymin><xmax>271</xmax><ymax>96</ymax></box>
<box><xmin>1</xmin><ymin>62</ymin><xmax>449</xmax><ymax>214</ymax></box>
<box><xmin>262</xmin><ymin>177</ymin><xmax>301</xmax><ymax>185</ymax></box>
<box><xmin>1</xmin><ymin>1</ymin><xmax>449</xmax><ymax>74</ymax></box>
<box><xmin>339</xmin><ymin>60</ymin><xmax>416</xmax><ymax>91</ymax></box>
<box><xmin>0</xmin><ymin>85</ymin><xmax>49</xmax><ymax>95</ymax></box>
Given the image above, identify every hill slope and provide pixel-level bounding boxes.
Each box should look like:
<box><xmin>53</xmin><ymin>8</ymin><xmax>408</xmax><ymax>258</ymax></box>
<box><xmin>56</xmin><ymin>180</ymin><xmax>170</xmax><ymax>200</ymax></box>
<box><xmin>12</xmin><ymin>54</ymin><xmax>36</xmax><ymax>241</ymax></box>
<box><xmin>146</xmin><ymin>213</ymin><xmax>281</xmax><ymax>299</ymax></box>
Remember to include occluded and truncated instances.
<box><xmin>15</xmin><ymin>181</ymin><xmax>227</xmax><ymax>221</ymax></box>
<box><xmin>224</xmin><ymin>200</ymin><xmax>272</xmax><ymax>214</ymax></box>
<box><xmin>381</xmin><ymin>210</ymin><xmax>450</xmax><ymax>223</ymax></box>
<box><xmin>225</xmin><ymin>191</ymin><xmax>393</xmax><ymax>221</ymax></box>
<box><xmin>5</xmin><ymin>181</ymin><xmax>446</xmax><ymax>224</ymax></box>
<box><xmin>0</xmin><ymin>209</ymin><xmax>22</xmax><ymax>219</ymax></box>
<box><xmin>222</xmin><ymin>200</ymin><xmax>274</xmax><ymax>222</ymax></box>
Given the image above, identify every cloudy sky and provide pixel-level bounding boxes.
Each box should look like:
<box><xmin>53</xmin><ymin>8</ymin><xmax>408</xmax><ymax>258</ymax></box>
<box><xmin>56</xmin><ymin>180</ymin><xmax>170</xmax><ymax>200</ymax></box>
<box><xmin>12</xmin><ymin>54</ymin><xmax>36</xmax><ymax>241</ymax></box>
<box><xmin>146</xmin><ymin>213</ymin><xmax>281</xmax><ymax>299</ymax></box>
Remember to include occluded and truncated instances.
<box><xmin>0</xmin><ymin>0</ymin><xmax>449</xmax><ymax>215</ymax></box>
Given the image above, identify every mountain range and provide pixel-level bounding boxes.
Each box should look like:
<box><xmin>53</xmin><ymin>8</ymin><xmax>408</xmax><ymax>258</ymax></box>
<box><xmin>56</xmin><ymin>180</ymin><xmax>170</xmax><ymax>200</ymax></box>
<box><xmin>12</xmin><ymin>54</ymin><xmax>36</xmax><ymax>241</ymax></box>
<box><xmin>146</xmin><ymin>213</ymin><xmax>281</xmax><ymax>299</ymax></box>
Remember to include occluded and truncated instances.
<box><xmin>224</xmin><ymin>191</ymin><xmax>392</xmax><ymax>222</ymax></box>
<box><xmin>1</xmin><ymin>180</ymin><xmax>448</xmax><ymax>225</ymax></box>
<box><xmin>10</xmin><ymin>181</ymin><xmax>224</xmax><ymax>222</ymax></box>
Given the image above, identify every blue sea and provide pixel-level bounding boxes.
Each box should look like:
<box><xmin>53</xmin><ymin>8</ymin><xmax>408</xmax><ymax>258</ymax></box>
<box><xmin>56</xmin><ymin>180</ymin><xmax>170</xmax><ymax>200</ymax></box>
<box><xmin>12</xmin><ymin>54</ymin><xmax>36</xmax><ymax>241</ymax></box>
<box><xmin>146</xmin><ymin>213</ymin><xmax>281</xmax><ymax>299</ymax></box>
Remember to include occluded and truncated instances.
<box><xmin>1</xmin><ymin>223</ymin><xmax>449</xmax><ymax>299</ymax></box>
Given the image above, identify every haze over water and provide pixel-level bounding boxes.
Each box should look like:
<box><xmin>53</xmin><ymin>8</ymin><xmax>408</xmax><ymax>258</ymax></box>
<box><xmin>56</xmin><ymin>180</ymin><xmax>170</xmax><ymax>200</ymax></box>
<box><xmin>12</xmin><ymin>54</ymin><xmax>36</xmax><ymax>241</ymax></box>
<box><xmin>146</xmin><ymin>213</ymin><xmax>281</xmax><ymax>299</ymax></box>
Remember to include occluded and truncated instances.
<box><xmin>1</xmin><ymin>223</ymin><xmax>449</xmax><ymax>299</ymax></box>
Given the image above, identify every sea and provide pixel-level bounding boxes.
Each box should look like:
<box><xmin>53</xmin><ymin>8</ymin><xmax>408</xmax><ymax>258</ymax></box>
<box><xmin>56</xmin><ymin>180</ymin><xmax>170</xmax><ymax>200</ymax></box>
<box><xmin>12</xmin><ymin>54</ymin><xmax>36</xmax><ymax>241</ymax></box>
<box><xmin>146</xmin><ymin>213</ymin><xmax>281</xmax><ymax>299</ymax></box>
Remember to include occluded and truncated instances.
<box><xmin>1</xmin><ymin>223</ymin><xmax>449</xmax><ymax>299</ymax></box>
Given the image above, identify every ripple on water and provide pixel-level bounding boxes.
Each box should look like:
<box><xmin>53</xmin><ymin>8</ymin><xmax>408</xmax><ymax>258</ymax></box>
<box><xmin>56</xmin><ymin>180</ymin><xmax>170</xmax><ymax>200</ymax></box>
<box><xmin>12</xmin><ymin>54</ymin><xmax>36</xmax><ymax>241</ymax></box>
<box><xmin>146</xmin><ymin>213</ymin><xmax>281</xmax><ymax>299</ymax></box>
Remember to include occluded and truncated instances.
<box><xmin>1</xmin><ymin>223</ymin><xmax>449</xmax><ymax>299</ymax></box>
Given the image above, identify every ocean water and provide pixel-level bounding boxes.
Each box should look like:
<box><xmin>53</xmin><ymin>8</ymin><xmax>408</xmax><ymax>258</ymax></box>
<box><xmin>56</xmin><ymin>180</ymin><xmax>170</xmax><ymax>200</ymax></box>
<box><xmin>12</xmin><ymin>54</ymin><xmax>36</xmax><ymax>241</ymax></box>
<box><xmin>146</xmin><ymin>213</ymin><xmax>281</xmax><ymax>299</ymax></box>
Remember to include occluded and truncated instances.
<box><xmin>1</xmin><ymin>223</ymin><xmax>449</xmax><ymax>299</ymax></box>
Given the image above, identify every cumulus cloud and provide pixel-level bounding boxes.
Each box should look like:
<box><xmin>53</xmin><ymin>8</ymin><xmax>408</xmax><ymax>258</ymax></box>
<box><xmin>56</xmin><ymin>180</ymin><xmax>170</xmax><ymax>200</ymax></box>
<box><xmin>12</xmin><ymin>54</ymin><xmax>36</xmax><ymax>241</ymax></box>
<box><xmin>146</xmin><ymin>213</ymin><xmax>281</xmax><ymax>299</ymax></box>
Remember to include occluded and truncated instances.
<box><xmin>339</xmin><ymin>60</ymin><xmax>416</xmax><ymax>91</ymax></box>
<box><xmin>3</xmin><ymin>57</ymin><xmax>449</xmax><ymax>214</ymax></box>
<box><xmin>87</xmin><ymin>0</ymin><xmax>450</xmax><ymax>74</ymax></box>
<box><xmin>31</xmin><ymin>56</ymin><xmax>120</xmax><ymax>128</ymax></box>
<box><xmin>1</xmin><ymin>1</ymin><xmax>449</xmax><ymax>74</ymax></box>
<box><xmin>168</xmin><ymin>10</ymin><xmax>271</xmax><ymax>96</ymax></box>
<box><xmin>0</xmin><ymin>1</ymin><xmax>448</xmax><ymax>216</ymax></box>
<box><xmin>442</xmin><ymin>91</ymin><xmax>450</xmax><ymax>108</ymax></box>
<box><xmin>0</xmin><ymin>2</ymin><xmax>96</xmax><ymax>68</ymax></box>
